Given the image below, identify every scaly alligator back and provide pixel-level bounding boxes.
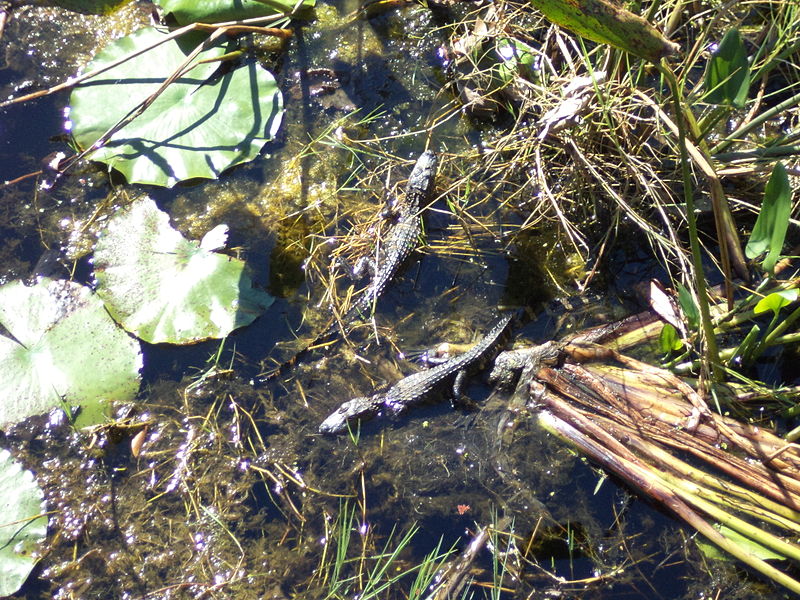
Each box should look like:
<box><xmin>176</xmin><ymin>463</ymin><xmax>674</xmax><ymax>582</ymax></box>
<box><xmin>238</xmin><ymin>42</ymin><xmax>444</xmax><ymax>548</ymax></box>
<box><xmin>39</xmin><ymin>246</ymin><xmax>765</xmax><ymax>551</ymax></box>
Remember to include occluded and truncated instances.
<box><xmin>338</xmin><ymin>150</ymin><xmax>437</xmax><ymax>323</ymax></box>
<box><xmin>254</xmin><ymin>151</ymin><xmax>438</xmax><ymax>386</ymax></box>
<box><xmin>319</xmin><ymin>312</ymin><xmax>515</xmax><ymax>434</ymax></box>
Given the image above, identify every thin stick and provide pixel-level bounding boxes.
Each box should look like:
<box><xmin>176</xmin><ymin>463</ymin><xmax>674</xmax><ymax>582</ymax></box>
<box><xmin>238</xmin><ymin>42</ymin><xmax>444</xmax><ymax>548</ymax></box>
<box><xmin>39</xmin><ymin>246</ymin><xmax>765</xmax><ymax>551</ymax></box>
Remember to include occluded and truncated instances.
<box><xmin>0</xmin><ymin>14</ymin><xmax>287</xmax><ymax>109</ymax></box>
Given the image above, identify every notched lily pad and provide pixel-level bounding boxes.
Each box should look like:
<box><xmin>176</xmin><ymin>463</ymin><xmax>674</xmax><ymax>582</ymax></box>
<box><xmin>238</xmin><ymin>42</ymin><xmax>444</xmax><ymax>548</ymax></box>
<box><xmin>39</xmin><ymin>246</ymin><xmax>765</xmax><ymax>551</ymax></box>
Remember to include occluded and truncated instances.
<box><xmin>0</xmin><ymin>449</ymin><xmax>48</xmax><ymax>597</ymax></box>
<box><xmin>0</xmin><ymin>279</ymin><xmax>142</xmax><ymax>429</ymax></box>
<box><xmin>94</xmin><ymin>197</ymin><xmax>273</xmax><ymax>344</ymax></box>
<box><xmin>68</xmin><ymin>27</ymin><xmax>284</xmax><ymax>187</ymax></box>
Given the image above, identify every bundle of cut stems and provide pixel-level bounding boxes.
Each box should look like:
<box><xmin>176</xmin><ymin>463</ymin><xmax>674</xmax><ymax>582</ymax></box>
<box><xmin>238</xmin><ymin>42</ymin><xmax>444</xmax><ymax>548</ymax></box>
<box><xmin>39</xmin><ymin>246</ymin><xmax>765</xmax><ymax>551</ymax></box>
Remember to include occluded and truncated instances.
<box><xmin>524</xmin><ymin>338</ymin><xmax>800</xmax><ymax>593</ymax></box>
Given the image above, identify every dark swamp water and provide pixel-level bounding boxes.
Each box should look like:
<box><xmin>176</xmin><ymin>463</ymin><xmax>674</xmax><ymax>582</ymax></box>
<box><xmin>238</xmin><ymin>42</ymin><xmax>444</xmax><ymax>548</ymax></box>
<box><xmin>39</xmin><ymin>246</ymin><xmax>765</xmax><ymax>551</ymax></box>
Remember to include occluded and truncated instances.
<box><xmin>0</xmin><ymin>2</ymin><xmax>788</xmax><ymax>599</ymax></box>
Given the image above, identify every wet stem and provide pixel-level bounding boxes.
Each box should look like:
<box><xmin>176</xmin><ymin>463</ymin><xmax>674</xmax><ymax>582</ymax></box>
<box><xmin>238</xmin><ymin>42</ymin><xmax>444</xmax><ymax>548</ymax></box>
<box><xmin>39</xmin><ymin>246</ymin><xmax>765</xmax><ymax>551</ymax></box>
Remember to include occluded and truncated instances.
<box><xmin>658</xmin><ymin>62</ymin><xmax>722</xmax><ymax>382</ymax></box>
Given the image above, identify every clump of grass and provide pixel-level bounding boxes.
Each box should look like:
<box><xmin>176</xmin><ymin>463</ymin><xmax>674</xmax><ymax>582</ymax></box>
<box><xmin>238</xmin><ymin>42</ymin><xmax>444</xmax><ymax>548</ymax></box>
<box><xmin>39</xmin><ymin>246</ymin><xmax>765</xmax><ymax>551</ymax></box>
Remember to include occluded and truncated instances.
<box><xmin>311</xmin><ymin>500</ymin><xmax>457</xmax><ymax>600</ymax></box>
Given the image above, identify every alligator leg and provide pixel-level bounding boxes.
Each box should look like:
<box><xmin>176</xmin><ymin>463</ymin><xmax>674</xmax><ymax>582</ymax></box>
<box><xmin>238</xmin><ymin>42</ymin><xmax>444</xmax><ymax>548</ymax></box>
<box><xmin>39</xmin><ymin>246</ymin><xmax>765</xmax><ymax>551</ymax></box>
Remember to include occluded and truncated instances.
<box><xmin>350</xmin><ymin>254</ymin><xmax>376</xmax><ymax>279</ymax></box>
<box><xmin>450</xmin><ymin>368</ymin><xmax>481</xmax><ymax>410</ymax></box>
<box><xmin>452</xmin><ymin>369</ymin><xmax>467</xmax><ymax>397</ymax></box>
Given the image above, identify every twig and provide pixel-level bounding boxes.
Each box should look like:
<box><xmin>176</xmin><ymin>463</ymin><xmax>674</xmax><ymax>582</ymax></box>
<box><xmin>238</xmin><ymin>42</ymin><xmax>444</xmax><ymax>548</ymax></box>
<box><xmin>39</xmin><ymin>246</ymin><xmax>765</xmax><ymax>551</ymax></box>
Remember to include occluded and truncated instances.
<box><xmin>425</xmin><ymin>518</ymin><xmax>510</xmax><ymax>600</ymax></box>
<box><xmin>0</xmin><ymin>15</ymin><xmax>288</xmax><ymax>109</ymax></box>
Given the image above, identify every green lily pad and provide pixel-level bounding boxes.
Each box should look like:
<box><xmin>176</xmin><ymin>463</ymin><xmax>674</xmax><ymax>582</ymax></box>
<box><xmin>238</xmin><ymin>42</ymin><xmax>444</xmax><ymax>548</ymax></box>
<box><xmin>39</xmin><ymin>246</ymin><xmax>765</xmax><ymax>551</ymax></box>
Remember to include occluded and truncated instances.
<box><xmin>93</xmin><ymin>197</ymin><xmax>273</xmax><ymax>344</ymax></box>
<box><xmin>0</xmin><ymin>279</ymin><xmax>141</xmax><ymax>429</ymax></box>
<box><xmin>0</xmin><ymin>449</ymin><xmax>48</xmax><ymax>597</ymax></box>
<box><xmin>68</xmin><ymin>27</ymin><xmax>284</xmax><ymax>187</ymax></box>
<box><xmin>155</xmin><ymin>0</ymin><xmax>315</xmax><ymax>25</ymax></box>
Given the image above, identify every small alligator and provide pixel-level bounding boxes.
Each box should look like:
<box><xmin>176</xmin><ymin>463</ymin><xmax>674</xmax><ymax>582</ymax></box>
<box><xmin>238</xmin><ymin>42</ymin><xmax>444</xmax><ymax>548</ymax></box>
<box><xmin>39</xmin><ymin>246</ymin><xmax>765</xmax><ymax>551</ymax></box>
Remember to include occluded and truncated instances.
<box><xmin>254</xmin><ymin>151</ymin><xmax>438</xmax><ymax>386</ymax></box>
<box><xmin>336</xmin><ymin>150</ymin><xmax>438</xmax><ymax>325</ymax></box>
<box><xmin>319</xmin><ymin>312</ymin><xmax>515</xmax><ymax>434</ymax></box>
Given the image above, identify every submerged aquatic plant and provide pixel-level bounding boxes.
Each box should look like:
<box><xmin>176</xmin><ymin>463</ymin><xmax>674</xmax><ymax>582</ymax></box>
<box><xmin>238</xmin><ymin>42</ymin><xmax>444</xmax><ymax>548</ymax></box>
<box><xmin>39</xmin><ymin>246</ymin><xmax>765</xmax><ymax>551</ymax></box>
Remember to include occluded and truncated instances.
<box><xmin>315</xmin><ymin>501</ymin><xmax>456</xmax><ymax>600</ymax></box>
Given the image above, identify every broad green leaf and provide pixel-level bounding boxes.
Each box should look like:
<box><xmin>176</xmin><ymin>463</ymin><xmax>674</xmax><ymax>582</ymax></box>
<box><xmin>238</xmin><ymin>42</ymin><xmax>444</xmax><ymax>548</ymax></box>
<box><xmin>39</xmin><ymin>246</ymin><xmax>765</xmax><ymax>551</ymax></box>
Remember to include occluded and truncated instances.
<box><xmin>0</xmin><ymin>449</ymin><xmax>48</xmax><ymax>596</ymax></box>
<box><xmin>754</xmin><ymin>289</ymin><xmax>799</xmax><ymax>316</ymax></box>
<box><xmin>69</xmin><ymin>27</ymin><xmax>284</xmax><ymax>187</ymax></box>
<box><xmin>705</xmin><ymin>29</ymin><xmax>750</xmax><ymax>108</ymax></box>
<box><xmin>676</xmin><ymin>283</ymin><xmax>699</xmax><ymax>331</ymax></box>
<box><xmin>658</xmin><ymin>323</ymin><xmax>683</xmax><ymax>353</ymax></box>
<box><xmin>155</xmin><ymin>0</ymin><xmax>314</xmax><ymax>24</ymax></box>
<box><xmin>745</xmin><ymin>163</ymin><xmax>792</xmax><ymax>273</ymax></box>
<box><xmin>0</xmin><ymin>279</ymin><xmax>141</xmax><ymax>428</ymax></box>
<box><xmin>94</xmin><ymin>197</ymin><xmax>273</xmax><ymax>344</ymax></box>
<box><xmin>529</xmin><ymin>0</ymin><xmax>679</xmax><ymax>63</ymax></box>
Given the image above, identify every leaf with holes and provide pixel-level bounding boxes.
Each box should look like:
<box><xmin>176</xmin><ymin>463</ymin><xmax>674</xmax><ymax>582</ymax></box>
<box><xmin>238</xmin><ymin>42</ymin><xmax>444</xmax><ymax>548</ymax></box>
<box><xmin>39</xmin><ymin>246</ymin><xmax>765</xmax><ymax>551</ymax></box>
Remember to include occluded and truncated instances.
<box><xmin>529</xmin><ymin>0</ymin><xmax>678</xmax><ymax>62</ymax></box>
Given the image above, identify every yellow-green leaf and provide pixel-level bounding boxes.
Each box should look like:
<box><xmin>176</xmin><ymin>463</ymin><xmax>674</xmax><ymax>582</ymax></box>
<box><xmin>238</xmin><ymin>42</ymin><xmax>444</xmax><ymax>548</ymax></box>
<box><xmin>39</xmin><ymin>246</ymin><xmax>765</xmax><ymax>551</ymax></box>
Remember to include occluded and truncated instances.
<box><xmin>529</xmin><ymin>0</ymin><xmax>679</xmax><ymax>63</ymax></box>
<box><xmin>754</xmin><ymin>289</ymin><xmax>798</xmax><ymax>316</ymax></box>
<box><xmin>659</xmin><ymin>323</ymin><xmax>683</xmax><ymax>353</ymax></box>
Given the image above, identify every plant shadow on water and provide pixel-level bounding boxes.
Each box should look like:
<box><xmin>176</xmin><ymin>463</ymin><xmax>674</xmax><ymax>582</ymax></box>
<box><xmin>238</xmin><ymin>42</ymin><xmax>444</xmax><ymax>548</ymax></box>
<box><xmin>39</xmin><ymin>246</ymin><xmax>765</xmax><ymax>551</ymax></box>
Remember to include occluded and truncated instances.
<box><xmin>1</xmin><ymin>1</ymin><xmax>798</xmax><ymax>599</ymax></box>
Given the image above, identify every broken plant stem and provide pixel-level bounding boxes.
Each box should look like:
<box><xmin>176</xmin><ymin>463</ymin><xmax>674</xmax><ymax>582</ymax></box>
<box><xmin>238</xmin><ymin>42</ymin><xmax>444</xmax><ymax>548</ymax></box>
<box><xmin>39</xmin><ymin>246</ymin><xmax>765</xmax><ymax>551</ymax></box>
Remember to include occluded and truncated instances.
<box><xmin>538</xmin><ymin>407</ymin><xmax>800</xmax><ymax>595</ymax></box>
<box><xmin>659</xmin><ymin>62</ymin><xmax>722</xmax><ymax>381</ymax></box>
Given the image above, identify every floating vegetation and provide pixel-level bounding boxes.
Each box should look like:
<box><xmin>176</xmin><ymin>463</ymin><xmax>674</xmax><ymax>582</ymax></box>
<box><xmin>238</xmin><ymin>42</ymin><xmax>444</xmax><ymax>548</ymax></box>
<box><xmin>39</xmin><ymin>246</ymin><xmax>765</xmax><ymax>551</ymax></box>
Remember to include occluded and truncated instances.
<box><xmin>0</xmin><ymin>449</ymin><xmax>48</xmax><ymax>597</ymax></box>
<box><xmin>0</xmin><ymin>278</ymin><xmax>142</xmax><ymax>428</ymax></box>
<box><xmin>68</xmin><ymin>27</ymin><xmax>285</xmax><ymax>187</ymax></box>
<box><xmin>93</xmin><ymin>196</ymin><xmax>273</xmax><ymax>344</ymax></box>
